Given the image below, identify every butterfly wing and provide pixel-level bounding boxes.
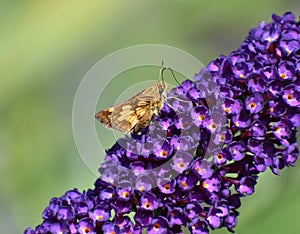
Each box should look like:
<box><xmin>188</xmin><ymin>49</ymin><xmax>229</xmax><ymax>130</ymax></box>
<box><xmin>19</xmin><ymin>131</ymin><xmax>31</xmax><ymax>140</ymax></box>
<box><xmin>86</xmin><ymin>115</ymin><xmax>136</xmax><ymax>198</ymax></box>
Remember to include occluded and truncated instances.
<box><xmin>96</xmin><ymin>99</ymin><xmax>157</xmax><ymax>133</ymax></box>
<box><xmin>95</xmin><ymin>81</ymin><xmax>166</xmax><ymax>133</ymax></box>
<box><xmin>132</xmin><ymin>101</ymin><xmax>157</xmax><ymax>132</ymax></box>
<box><xmin>96</xmin><ymin>102</ymin><xmax>134</xmax><ymax>133</ymax></box>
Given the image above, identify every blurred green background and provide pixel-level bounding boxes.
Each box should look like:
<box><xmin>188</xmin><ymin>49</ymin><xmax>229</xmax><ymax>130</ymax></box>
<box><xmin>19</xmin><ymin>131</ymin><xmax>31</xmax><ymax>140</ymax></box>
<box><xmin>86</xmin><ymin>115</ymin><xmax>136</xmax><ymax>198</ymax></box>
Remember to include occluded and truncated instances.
<box><xmin>1</xmin><ymin>1</ymin><xmax>300</xmax><ymax>233</ymax></box>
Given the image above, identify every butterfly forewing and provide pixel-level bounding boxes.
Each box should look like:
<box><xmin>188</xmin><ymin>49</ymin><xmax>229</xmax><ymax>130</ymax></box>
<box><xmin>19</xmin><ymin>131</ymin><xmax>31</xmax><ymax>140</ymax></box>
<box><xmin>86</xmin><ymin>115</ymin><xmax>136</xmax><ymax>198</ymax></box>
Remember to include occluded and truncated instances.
<box><xmin>95</xmin><ymin>80</ymin><xmax>167</xmax><ymax>133</ymax></box>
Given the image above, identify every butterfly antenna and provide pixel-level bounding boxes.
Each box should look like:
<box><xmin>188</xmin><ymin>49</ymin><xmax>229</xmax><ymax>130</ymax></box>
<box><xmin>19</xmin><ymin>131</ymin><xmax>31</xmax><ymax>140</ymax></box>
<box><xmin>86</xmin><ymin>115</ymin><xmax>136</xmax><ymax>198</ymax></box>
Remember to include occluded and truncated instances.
<box><xmin>166</xmin><ymin>67</ymin><xmax>181</xmax><ymax>86</ymax></box>
<box><xmin>159</xmin><ymin>61</ymin><xmax>180</xmax><ymax>86</ymax></box>
<box><xmin>159</xmin><ymin>61</ymin><xmax>167</xmax><ymax>82</ymax></box>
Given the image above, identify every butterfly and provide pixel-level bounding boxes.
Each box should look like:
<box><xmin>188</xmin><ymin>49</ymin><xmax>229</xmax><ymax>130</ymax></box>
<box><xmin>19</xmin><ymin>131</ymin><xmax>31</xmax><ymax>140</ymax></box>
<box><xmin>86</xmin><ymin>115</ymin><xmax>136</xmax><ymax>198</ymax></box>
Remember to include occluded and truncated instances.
<box><xmin>95</xmin><ymin>64</ymin><xmax>178</xmax><ymax>134</ymax></box>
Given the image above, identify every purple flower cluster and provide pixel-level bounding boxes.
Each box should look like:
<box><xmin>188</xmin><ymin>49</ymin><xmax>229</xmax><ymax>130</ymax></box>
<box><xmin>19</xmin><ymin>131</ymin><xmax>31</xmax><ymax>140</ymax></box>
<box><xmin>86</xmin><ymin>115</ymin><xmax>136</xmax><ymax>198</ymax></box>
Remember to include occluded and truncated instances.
<box><xmin>25</xmin><ymin>12</ymin><xmax>300</xmax><ymax>234</ymax></box>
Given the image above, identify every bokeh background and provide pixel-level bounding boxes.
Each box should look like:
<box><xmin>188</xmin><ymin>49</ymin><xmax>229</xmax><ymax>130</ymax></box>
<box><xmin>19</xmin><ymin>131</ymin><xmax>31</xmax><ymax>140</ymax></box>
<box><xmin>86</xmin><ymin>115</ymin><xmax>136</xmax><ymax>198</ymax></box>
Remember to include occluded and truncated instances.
<box><xmin>1</xmin><ymin>1</ymin><xmax>300</xmax><ymax>233</ymax></box>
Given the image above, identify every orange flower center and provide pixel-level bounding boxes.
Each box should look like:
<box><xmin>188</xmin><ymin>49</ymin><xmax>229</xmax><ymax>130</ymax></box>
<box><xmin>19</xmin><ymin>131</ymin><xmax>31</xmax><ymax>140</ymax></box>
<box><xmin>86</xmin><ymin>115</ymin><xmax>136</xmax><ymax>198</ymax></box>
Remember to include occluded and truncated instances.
<box><xmin>160</xmin><ymin>150</ymin><xmax>168</xmax><ymax>157</ymax></box>
<box><xmin>287</xmin><ymin>94</ymin><xmax>293</xmax><ymax>100</ymax></box>
<box><xmin>249</xmin><ymin>102</ymin><xmax>256</xmax><ymax>109</ymax></box>
<box><xmin>217</xmin><ymin>153</ymin><xmax>223</xmax><ymax>160</ymax></box>
<box><xmin>280</xmin><ymin>73</ymin><xmax>287</xmax><ymax>79</ymax></box>
<box><xmin>145</xmin><ymin>202</ymin><xmax>151</xmax><ymax>208</ymax></box>
<box><xmin>154</xmin><ymin>223</ymin><xmax>161</xmax><ymax>230</ymax></box>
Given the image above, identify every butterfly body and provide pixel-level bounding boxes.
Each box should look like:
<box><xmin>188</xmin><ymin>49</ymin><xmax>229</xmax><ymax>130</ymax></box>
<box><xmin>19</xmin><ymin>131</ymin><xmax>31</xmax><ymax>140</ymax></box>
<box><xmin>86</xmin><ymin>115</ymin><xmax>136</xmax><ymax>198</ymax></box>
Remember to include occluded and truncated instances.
<box><xmin>96</xmin><ymin>80</ymin><xmax>167</xmax><ymax>134</ymax></box>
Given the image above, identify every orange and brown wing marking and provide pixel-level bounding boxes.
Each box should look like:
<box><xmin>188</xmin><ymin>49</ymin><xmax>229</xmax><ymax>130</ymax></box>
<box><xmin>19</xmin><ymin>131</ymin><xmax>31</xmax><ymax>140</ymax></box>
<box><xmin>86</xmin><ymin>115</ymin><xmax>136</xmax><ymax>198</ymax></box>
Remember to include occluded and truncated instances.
<box><xmin>95</xmin><ymin>107</ymin><xmax>114</xmax><ymax>128</ymax></box>
<box><xmin>109</xmin><ymin>103</ymin><xmax>138</xmax><ymax>133</ymax></box>
<box><xmin>132</xmin><ymin>101</ymin><xmax>154</xmax><ymax>132</ymax></box>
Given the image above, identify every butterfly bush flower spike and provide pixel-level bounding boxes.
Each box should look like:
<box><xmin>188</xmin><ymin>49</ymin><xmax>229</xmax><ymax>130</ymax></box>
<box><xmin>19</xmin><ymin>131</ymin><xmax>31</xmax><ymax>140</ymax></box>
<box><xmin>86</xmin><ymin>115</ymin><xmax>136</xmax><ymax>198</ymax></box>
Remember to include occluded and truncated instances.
<box><xmin>25</xmin><ymin>12</ymin><xmax>300</xmax><ymax>234</ymax></box>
